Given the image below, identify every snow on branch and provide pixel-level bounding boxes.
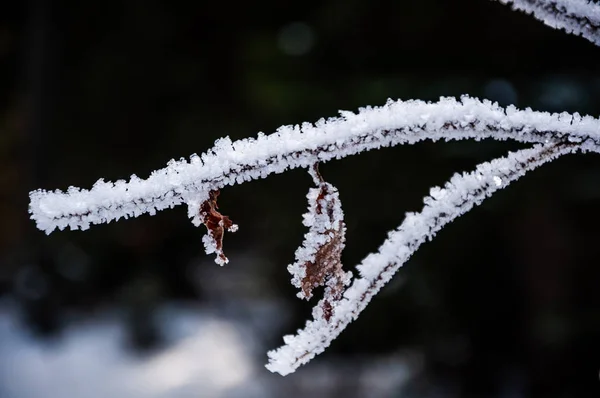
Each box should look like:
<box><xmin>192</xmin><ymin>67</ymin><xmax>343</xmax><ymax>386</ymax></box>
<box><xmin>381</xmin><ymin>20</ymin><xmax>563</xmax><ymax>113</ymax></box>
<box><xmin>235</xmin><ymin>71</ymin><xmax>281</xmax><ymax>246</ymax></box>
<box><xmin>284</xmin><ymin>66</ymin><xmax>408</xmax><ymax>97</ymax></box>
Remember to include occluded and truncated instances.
<box><xmin>29</xmin><ymin>96</ymin><xmax>600</xmax><ymax>235</ymax></box>
<box><xmin>265</xmin><ymin>141</ymin><xmax>578</xmax><ymax>376</ymax></box>
<box><xmin>496</xmin><ymin>0</ymin><xmax>600</xmax><ymax>46</ymax></box>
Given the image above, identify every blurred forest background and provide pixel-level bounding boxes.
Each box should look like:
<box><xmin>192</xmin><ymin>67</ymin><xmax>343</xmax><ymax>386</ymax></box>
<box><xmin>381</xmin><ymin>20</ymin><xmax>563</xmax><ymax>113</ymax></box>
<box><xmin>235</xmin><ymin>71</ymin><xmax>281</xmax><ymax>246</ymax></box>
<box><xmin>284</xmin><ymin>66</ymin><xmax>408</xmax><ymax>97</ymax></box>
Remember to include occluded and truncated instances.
<box><xmin>1</xmin><ymin>0</ymin><xmax>600</xmax><ymax>397</ymax></box>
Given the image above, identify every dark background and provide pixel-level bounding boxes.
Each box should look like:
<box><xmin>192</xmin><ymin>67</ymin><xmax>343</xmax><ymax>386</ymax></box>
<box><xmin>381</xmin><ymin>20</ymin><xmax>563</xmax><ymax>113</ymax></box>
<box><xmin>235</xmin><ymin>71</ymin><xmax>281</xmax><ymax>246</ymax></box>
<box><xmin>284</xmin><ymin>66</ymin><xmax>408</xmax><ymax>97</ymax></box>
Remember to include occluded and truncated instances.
<box><xmin>1</xmin><ymin>0</ymin><xmax>600</xmax><ymax>397</ymax></box>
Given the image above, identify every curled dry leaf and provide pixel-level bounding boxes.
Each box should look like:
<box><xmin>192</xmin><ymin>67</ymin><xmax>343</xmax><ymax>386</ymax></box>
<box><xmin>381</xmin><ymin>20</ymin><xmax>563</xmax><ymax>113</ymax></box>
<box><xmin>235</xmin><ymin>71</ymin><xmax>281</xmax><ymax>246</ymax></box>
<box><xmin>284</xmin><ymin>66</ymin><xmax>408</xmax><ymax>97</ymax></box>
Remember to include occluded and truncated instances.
<box><xmin>199</xmin><ymin>189</ymin><xmax>238</xmax><ymax>265</ymax></box>
<box><xmin>288</xmin><ymin>166</ymin><xmax>352</xmax><ymax>321</ymax></box>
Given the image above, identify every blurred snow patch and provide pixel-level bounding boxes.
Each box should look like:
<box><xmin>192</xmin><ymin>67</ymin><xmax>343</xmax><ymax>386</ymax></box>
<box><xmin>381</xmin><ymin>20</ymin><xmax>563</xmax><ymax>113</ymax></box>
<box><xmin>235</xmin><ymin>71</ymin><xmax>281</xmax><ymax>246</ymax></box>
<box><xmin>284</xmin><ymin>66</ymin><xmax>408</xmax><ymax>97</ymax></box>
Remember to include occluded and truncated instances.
<box><xmin>0</xmin><ymin>302</ymin><xmax>265</xmax><ymax>398</ymax></box>
<box><xmin>0</xmin><ymin>292</ymin><xmax>420</xmax><ymax>397</ymax></box>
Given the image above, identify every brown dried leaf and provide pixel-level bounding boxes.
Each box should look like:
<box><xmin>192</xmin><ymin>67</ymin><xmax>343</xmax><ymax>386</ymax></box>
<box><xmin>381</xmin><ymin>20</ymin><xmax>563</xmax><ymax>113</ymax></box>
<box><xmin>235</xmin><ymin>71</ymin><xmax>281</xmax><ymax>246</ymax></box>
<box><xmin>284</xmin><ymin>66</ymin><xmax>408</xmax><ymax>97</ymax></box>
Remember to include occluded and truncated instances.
<box><xmin>300</xmin><ymin>182</ymin><xmax>347</xmax><ymax>299</ymax></box>
<box><xmin>199</xmin><ymin>189</ymin><xmax>237</xmax><ymax>265</ymax></box>
<box><xmin>288</xmin><ymin>164</ymin><xmax>352</xmax><ymax>322</ymax></box>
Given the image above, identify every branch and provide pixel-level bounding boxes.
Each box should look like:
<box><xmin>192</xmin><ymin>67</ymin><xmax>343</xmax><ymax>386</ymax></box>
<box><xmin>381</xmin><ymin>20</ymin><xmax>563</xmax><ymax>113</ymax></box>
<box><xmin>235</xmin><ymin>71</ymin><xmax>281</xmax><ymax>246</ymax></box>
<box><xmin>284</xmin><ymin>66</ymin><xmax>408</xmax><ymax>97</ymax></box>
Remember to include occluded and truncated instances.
<box><xmin>265</xmin><ymin>141</ymin><xmax>578</xmax><ymax>376</ymax></box>
<box><xmin>29</xmin><ymin>96</ymin><xmax>600</xmax><ymax>234</ymax></box>
<box><xmin>495</xmin><ymin>0</ymin><xmax>600</xmax><ymax>46</ymax></box>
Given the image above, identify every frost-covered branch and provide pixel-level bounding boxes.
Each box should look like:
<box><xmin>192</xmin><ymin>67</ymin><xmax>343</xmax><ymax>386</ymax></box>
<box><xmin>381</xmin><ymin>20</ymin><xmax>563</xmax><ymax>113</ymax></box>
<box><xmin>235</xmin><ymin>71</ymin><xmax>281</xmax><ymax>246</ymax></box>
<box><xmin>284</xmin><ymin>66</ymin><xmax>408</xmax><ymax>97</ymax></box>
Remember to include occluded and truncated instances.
<box><xmin>265</xmin><ymin>141</ymin><xmax>578</xmax><ymax>376</ymax></box>
<box><xmin>496</xmin><ymin>0</ymin><xmax>600</xmax><ymax>46</ymax></box>
<box><xmin>29</xmin><ymin>96</ymin><xmax>600</xmax><ymax>234</ymax></box>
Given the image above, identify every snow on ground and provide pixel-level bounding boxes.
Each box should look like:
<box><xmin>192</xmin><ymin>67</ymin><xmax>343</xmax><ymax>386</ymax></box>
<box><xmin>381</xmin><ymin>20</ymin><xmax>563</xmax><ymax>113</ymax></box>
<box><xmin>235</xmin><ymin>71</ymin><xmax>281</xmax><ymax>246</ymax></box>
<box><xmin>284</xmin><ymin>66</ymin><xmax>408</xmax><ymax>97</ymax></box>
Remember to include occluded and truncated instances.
<box><xmin>0</xmin><ymin>302</ymin><xmax>268</xmax><ymax>398</ymax></box>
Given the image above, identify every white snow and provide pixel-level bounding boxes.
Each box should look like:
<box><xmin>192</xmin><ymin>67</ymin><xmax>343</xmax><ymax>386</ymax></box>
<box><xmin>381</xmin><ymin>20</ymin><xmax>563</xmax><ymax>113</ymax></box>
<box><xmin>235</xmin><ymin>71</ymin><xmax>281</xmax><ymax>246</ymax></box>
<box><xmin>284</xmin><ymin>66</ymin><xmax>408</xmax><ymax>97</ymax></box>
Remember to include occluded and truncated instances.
<box><xmin>0</xmin><ymin>304</ymin><xmax>260</xmax><ymax>398</ymax></box>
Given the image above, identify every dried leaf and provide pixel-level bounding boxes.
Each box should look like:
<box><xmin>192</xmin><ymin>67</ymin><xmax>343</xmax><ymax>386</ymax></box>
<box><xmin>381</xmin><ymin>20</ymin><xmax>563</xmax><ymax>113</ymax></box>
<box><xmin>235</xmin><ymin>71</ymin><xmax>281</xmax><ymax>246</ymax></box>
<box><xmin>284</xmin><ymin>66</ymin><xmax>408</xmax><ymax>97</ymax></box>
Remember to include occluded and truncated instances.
<box><xmin>301</xmin><ymin>183</ymin><xmax>346</xmax><ymax>297</ymax></box>
<box><xmin>199</xmin><ymin>189</ymin><xmax>238</xmax><ymax>265</ymax></box>
<box><xmin>288</xmin><ymin>165</ymin><xmax>352</xmax><ymax>318</ymax></box>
